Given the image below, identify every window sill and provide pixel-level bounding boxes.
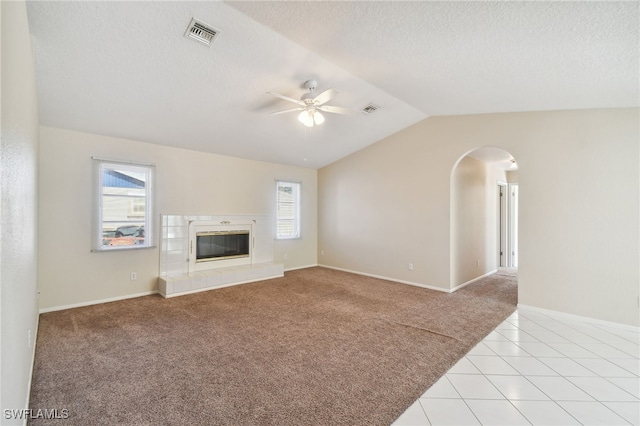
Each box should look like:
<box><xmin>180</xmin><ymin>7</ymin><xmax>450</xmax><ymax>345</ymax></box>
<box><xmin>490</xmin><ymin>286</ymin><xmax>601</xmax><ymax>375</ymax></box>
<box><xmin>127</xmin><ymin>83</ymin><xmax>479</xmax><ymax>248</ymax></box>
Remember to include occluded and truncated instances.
<box><xmin>91</xmin><ymin>245</ymin><xmax>157</xmax><ymax>253</ymax></box>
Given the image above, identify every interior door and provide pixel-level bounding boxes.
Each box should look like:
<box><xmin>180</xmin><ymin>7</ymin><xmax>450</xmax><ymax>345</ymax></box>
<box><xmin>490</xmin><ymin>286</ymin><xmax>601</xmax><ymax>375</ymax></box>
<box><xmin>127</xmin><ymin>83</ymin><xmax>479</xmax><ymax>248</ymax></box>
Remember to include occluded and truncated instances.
<box><xmin>509</xmin><ymin>184</ymin><xmax>519</xmax><ymax>267</ymax></box>
<box><xmin>498</xmin><ymin>183</ymin><xmax>507</xmax><ymax>267</ymax></box>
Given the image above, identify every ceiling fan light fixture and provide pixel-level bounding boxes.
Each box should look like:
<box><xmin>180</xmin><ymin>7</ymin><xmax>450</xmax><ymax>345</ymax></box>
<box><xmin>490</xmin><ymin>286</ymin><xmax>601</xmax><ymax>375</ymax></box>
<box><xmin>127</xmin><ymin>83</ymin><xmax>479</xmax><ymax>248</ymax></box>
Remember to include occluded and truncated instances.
<box><xmin>298</xmin><ymin>108</ymin><xmax>325</xmax><ymax>127</ymax></box>
<box><xmin>269</xmin><ymin>80</ymin><xmax>347</xmax><ymax>127</ymax></box>
<box><xmin>298</xmin><ymin>110</ymin><xmax>314</xmax><ymax>127</ymax></box>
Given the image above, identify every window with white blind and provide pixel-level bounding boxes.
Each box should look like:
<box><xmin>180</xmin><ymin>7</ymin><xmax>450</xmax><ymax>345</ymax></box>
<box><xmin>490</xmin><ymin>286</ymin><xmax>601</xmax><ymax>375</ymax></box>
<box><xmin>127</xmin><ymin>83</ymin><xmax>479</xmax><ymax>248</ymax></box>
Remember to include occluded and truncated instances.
<box><xmin>94</xmin><ymin>159</ymin><xmax>154</xmax><ymax>251</ymax></box>
<box><xmin>276</xmin><ymin>180</ymin><xmax>300</xmax><ymax>239</ymax></box>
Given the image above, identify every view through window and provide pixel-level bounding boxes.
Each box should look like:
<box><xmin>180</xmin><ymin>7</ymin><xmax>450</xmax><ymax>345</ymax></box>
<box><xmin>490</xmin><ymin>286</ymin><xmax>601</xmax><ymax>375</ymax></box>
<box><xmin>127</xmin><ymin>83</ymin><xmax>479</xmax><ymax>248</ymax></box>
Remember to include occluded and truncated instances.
<box><xmin>96</xmin><ymin>161</ymin><xmax>153</xmax><ymax>250</ymax></box>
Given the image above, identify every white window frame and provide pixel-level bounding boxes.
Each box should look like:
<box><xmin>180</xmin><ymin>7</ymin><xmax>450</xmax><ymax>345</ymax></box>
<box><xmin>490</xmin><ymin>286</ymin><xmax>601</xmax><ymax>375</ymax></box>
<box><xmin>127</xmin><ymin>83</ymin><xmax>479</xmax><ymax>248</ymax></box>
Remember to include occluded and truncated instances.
<box><xmin>93</xmin><ymin>158</ymin><xmax>155</xmax><ymax>251</ymax></box>
<box><xmin>276</xmin><ymin>180</ymin><xmax>301</xmax><ymax>240</ymax></box>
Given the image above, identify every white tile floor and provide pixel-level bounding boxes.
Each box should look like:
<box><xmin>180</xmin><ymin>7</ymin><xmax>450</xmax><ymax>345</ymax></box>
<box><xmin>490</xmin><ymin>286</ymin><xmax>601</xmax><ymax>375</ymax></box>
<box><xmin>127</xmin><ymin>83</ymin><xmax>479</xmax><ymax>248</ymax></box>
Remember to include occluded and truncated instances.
<box><xmin>393</xmin><ymin>308</ymin><xmax>640</xmax><ymax>425</ymax></box>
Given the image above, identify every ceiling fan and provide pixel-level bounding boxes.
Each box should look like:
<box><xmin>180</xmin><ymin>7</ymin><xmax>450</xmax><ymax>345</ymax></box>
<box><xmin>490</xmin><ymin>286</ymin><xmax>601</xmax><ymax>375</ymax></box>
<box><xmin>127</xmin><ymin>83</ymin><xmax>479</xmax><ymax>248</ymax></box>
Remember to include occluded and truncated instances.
<box><xmin>267</xmin><ymin>80</ymin><xmax>356</xmax><ymax>127</ymax></box>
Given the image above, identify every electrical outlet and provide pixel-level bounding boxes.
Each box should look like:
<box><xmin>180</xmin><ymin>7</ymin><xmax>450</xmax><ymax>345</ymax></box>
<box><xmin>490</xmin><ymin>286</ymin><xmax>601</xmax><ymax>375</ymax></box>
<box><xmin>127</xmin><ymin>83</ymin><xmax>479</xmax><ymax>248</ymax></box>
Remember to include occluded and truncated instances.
<box><xmin>283</xmin><ymin>253</ymin><xmax>288</xmax><ymax>260</ymax></box>
<box><xmin>408</xmin><ymin>263</ymin><xmax>413</xmax><ymax>271</ymax></box>
<box><xmin>28</xmin><ymin>330</ymin><xmax>32</xmax><ymax>349</ymax></box>
<box><xmin>320</xmin><ymin>250</ymin><xmax>324</xmax><ymax>256</ymax></box>
<box><xmin>476</xmin><ymin>260</ymin><xmax>480</xmax><ymax>267</ymax></box>
<box><xmin>130</xmin><ymin>272</ymin><xmax>137</xmax><ymax>281</ymax></box>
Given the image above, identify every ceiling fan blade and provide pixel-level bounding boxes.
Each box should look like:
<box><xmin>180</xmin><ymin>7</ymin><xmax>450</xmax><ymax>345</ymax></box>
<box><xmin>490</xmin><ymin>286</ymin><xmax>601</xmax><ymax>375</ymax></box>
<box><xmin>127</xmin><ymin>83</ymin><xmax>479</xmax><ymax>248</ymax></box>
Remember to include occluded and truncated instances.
<box><xmin>269</xmin><ymin>107</ymin><xmax>304</xmax><ymax>115</ymax></box>
<box><xmin>266</xmin><ymin>92</ymin><xmax>304</xmax><ymax>106</ymax></box>
<box><xmin>318</xmin><ymin>105</ymin><xmax>360</xmax><ymax>115</ymax></box>
<box><xmin>313</xmin><ymin>88</ymin><xmax>339</xmax><ymax>105</ymax></box>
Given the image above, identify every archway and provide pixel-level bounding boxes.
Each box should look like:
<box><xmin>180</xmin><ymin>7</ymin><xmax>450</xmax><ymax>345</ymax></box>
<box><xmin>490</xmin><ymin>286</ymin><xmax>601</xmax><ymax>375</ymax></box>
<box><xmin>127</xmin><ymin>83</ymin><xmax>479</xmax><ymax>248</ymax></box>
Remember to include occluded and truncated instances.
<box><xmin>450</xmin><ymin>147</ymin><xmax>518</xmax><ymax>289</ymax></box>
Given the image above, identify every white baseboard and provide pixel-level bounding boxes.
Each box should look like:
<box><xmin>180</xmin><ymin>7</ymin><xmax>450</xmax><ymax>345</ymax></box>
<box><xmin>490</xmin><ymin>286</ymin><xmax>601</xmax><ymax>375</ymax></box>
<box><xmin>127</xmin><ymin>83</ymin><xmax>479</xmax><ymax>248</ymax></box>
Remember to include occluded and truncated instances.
<box><xmin>39</xmin><ymin>291</ymin><xmax>157</xmax><ymax>314</ymax></box>
<box><xmin>317</xmin><ymin>264</ymin><xmax>450</xmax><ymax>293</ymax></box>
<box><xmin>517</xmin><ymin>304</ymin><xmax>640</xmax><ymax>332</ymax></box>
<box><xmin>37</xmin><ymin>266</ymin><xmax>311</xmax><ymax>312</ymax></box>
<box><xmin>284</xmin><ymin>263</ymin><xmax>318</xmax><ymax>272</ymax></box>
<box><xmin>24</xmin><ymin>312</ymin><xmax>40</xmax><ymax>426</ymax></box>
<box><xmin>451</xmin><ymin>269</ymin><xmax>498</xmax><ymax>292</ymax></box>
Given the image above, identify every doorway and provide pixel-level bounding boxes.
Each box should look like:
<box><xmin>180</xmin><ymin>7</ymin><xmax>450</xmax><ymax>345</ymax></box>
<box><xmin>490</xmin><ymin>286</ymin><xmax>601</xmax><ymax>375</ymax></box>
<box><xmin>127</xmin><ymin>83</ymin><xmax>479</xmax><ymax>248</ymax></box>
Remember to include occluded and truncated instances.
<box><xmin>450</xmin><ymin>147</ymin><xmax>519</xmax><ymax>288</ymax></box>
<box><xmin>498</xmin><ymin>182</ymin><xmax>518</xmax><ymax>267</ymax></box>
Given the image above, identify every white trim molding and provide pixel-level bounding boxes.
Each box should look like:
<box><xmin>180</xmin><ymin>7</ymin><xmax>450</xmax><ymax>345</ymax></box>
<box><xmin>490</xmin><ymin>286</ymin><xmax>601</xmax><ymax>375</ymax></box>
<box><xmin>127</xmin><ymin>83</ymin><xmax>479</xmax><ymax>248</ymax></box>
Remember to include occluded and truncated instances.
<box><xmin>284</xmin><ymin>264</ymin><xmax>319</xmax><ymax>272</ymax></box>
<box><xmin>518</xmin><ymin>304</ymin><xmax>640</xmax><ymax>332</ymax></box>
<box><xmin>318</xmin><ymin>264</ymin><xmax>451</xmax><ymax>293</ymax></box>
<box><xmin>451</xmin><ymin>270</ymin><xmax>498</xmax><ymax>292</ymax></box>
<box><xmin>24</xmin><ymin>314</ymin><xmax>40</xmax><ymax>424</ymax></box>
<box><xmin>39</xmin><ymin>291</ymin><xmax>157</xmax><ymax>314</ymax></box>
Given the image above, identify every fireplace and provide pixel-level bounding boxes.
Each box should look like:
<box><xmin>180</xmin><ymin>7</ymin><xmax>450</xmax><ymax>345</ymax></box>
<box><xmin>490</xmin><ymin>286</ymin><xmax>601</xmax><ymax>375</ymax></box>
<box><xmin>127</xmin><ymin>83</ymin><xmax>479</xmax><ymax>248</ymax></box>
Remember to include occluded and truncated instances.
<box><xmin>188</xmin><ymin>221</ymin><xmax>253</xmax><ymax>272</ymax></box>
<box><xmin>196</xmin><ymin>230</ymin><xmax>249</xmax><ymax>262</ymax></box>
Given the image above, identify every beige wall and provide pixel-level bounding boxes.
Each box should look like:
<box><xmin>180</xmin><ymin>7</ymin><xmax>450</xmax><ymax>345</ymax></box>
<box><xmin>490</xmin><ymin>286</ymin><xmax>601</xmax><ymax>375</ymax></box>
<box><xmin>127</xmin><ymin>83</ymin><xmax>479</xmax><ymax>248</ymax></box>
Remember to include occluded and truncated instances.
<box><xmin>451</xmin><ymin>156</ymin><xmax>507</xmax><ymax>287</ymax></box>
<box><xmin>451</xmin><ymin>156</ymin><xmax>488</xmax><ymax>287</ymax></box>
<box><xmin>1</xmin><ymin>0</ymin><xmax>41</xmax><ymax>419</ymax></box>
<box><xmin>318</xmin><ymin>109</ymin><xmax>639</xmax><ymax>326</ymax></box>
<box><xmin>38</xmin><ymin>127</ymin><xmax>317</xmax><ymax>310</ymax></box>
<box><xmin>506</xmin><ymin>170</ymin><xmax>519</xmax><ymax>183</ymax></box>
<box><xmin>318</xmin><ymin>129</ymin><xmax>452</xmax><ymax>289</ymax></box>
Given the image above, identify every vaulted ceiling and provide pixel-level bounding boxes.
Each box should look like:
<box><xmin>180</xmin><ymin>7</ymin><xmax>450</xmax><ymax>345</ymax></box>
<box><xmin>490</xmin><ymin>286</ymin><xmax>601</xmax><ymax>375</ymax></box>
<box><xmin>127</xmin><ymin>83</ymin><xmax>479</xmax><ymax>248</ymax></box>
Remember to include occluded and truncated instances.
<box><xmin>25</xmin><ymin>1</ymin><xmax>639</xmax><ymax>169</ymax></box>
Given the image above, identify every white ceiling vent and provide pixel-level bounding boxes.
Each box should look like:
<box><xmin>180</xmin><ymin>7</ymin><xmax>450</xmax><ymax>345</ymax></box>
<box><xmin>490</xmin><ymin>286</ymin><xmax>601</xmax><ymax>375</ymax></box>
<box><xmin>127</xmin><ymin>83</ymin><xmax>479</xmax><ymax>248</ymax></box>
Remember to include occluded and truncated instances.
<box><xmin>185</xmin><ymin>18</ymin><xmax>219</xmax><ymax>46</ymax></box>
<box><xmin>361</xmin><ymin>103</ymin><xmax>380</xmax><ymax>114</ymax></box>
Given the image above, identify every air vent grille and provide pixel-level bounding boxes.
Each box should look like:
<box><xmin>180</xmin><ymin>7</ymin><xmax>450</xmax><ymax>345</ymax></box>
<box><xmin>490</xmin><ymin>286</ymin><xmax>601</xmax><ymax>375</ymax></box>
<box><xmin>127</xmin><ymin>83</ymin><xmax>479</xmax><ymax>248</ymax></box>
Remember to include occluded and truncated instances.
<box><xmin>185</xmin><ymin>18</ymin><xmax>219</xmax><ymax>46</ymax></box>
<box><xmin>361</xmin><ymin>103</ymin><xmax>380</xmax><ymax>114</ymax></box>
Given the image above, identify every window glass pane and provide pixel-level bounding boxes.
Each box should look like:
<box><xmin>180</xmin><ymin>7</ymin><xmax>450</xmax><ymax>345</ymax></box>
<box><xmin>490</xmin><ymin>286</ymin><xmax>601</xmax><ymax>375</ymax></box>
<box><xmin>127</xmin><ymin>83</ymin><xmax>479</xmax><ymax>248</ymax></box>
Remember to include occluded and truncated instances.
<box><xmin>276</xmin><ymin>181</ymin><xmax>300</xmax><ymax>239</ymax></box>
<box><xmin>98</xmin><ymin>162</ymin><xmax>151</xmax><ymax>250</ymax></box>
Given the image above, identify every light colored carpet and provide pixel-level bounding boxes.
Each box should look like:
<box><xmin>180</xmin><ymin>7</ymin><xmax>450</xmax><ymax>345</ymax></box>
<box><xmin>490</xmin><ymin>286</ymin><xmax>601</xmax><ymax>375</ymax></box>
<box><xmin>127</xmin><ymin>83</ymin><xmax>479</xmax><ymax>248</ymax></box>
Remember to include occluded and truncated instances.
<box><xmin>29</xmin><ymin>267</ymin><xmax>517</xmax><ymax>425</ymax></box>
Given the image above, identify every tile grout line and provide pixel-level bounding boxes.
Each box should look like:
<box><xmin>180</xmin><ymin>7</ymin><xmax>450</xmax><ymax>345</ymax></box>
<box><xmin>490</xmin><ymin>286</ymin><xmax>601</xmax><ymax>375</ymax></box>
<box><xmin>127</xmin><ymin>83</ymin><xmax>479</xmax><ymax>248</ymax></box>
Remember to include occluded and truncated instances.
<box><xmin>455</xmin><ymin>316</ymin><xmax>555</xmax><ymax>425</ymax></box>
<box><xmin>470</xmin><ymin>313</ymin><xmax>607</xmax><ymax>425</ymax></box>
<box><xmin>504</xmin><ymin>312</ymin><xmax>638</xmax><ymax>425</ymax></box>
<box><xmin>398</xmin><ymin>309</ymin><xmax>639</xmax><ymax>425</ymax></box>
<box><xmin>518</xmin><ymin>311</ymin><xmax>640</xmax><ymax>357</ymax></box>
<box><xmin>510</xmin><ymin>314</ymin><xmax>639</xmax><ymax>379</ymax></box>
<box><xmin>465</xmin><ymin>326</ymin><xmax>579</xmax><ymax>425</ymax></box>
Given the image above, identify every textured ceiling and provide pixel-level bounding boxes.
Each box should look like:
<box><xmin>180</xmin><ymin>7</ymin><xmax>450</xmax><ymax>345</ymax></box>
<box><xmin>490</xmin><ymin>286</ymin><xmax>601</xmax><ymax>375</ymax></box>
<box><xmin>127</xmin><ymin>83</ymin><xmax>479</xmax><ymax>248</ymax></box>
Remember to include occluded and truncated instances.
<box><xmin>230</xmin><ymin>1</ymin><xmax>639</xmax><ymax>115</ymax></box>
<box><xmin>25</xmin><ymin>1</ymin><xmax>639</xmax><ymax>169</ymax></box>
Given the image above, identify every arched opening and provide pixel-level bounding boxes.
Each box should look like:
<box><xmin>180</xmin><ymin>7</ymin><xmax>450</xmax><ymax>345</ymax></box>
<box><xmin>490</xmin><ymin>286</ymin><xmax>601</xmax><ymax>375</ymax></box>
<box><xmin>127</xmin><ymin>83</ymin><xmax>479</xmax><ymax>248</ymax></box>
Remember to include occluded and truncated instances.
<box><xmin>450</xmin><ymin>147</ymin><xmax>518</xmax><ymax>289</ymax></box>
